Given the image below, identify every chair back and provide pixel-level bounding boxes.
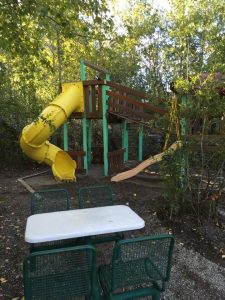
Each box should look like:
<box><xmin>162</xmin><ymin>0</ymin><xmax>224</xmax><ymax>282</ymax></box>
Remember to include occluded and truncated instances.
<box><xmin>31</xmin><ymin>188</ymin><xmax>70</xmax><ymax>215</ymax></box>
<box><xmin>23</xmin><ymin>245</ymin><xmax>97</xmax><ymax>299</ymax></box>
<box><xmin>78</xmin><ymin>185</ymin><xmax>114</xmax><ymax>208</ymax></box>
<box><xmin>111</xmin><ymin>234</ymin><xmax>174</xmax><ymax>291</ymax></box>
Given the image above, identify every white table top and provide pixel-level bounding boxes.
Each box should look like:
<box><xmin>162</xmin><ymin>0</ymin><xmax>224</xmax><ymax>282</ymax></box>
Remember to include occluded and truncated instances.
<box><xmin>25</xmin><ymin>205</ymin><xmax>145</xmax><ymax>243</ymax></box>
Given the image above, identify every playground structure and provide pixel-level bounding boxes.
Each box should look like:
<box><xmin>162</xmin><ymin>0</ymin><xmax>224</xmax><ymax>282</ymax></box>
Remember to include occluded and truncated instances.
<box><xmin>20</xmin><ymin>60</ymin><xmax>168</xmax><ymax>181</ymax></box>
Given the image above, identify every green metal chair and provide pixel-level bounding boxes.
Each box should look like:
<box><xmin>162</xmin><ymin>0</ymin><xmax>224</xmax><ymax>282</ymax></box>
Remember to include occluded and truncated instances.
<box><xmin>98</xmin><ymin>234</ymin><xmax>175</xmax><ymax>300</ymax></box>
<box><xmin>23</xmin><ymin>245</ymin><xmax>99</xmax><ymax>300</ymax></box>
<box><xmin>78</xmin><ymin>185</ymin><xmax>114</xmax><ymax>209</ymax></box>
<box><xmin>31</xmin><ymin>188</ymin><xmax>71</xmax><ymax>215</ymax></box>
<box><xmin>78</xmin><ymin>185</ymin><xmax>124</xmax><ymax>244</ymax></box>
<box><xmin>30</xmin><ymin>188</ymin><xmax>77</xmax><ymax>252</ymax></box>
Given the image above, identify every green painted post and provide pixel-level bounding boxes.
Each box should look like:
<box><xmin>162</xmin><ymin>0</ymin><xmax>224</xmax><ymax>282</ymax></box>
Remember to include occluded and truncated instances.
<box><xmin>87</xmin><ymin>120</ymin><xmax>92</xmax><ymax>167</ymax></box>
<box><xmin>80</xmin><ymin>59</ymin><xmax>85</xmax><ymax>81</ymax></box>
<box><xmin>63</xmin><ymin>122</ymin><xmax>69</xmax><ymax>151</ymax></box>
<box><xmin>80</xmin><ymin>59</ymin><xmax>88</xmax><ymax>172</ymax></box>
<box><xmin>102</xmin><ymin>73</ymin><xmax>110</xmax><ymax>176</ymax></box>
<box><xmin>122</xmin><ymin>120</ymin><xmax>129</xmax><ymax>161</ymax></box>
<box><xmin>87</xmin><ymin>86</ymin><xmax>93</xmax><ymax>167</ymax></box>
<box><xmin>82</xmin><ymin>119</ymin><xmax>88</xmax><ymax>171</ymax></box>
<box><xmin>138</xmin><ymin>125</ymin><xmax>143</xmax><ymax>161</ymax></box>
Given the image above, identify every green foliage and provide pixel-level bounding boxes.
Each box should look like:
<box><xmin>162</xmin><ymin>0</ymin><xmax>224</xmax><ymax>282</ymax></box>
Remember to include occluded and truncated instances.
<box><xmin>160</xmin><ymin>146</ymin><xmax>190</xmax><ymax>217</ymax></box>
<box><xmin>0</xmin><ymin>0</ymin><xmax>112</xmax><ymax>166</ymax></box>
<box><xmin>160</xmin><ymin>75</ymin><xmax>225</xmax><ymax>223</ymax></box>
<box><xmin>0</xmin><ymin>0</ymin><xmax>224</xmax><ymax>197</ymax></box>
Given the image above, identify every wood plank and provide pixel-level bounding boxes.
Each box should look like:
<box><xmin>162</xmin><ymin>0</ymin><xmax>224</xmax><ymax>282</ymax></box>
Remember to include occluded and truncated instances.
<box><xmin>108</xmin><ymin>148</ymin><xmax>125</xmax><ymax>158</ymax></box>
<box><xmin>84</xmin><ymin>85</ymin><xmax>90</xmax><ymax>114</ymax></box>
<box><xmin>86</xmin><ymin>112</ymin><xmax>101</xmax><ymax>119</ymax></box>
<box><xmin>108</xmin><ymin>100</ymin><xmax>156</xmax><ymax>121</ymax></box>
<box><xmin>108</xmin><ymin>148</ymin><xmax>125</xmax><ymax>171</ymax></box>
<box><xmin>107</xmin><ymin>90</ymin><xmax>167</xmax><ymax>114</ymax></box>
<box><xmin>70</xmin><ymin>112</ymin><xmax>83</xmax><ymax>119</ymax></box>
<box><xmin>108</xmin><ymin>111</ymin><xmax>154</xmax><ymax>127</ymax></box>
<box><xmin>83</xmin><ymin>60</ymin><xmax>110</xmax><ymax>74</ymax></box>
<box><xmin>91</xmin><ymin>85</ymin><xmax>97</xmax><ymax>114</ymax></box>
<box><xmin>107</xmin><ymin>81</ymin><xmax>147</xmax><ymax>98</ymax></box>
<box><xmin>18</xmin><ymin>178</ymin><xmax>35</xmax><ymax>193</ymax></box>
<box><xmin>83</xmin><ymin>79</ymin><xmax>105</xmax><ymax>86</ymax></box>
<box><xmin>97</xmin><ymin>85</ymin><xmax>102</xmax><ymax>113</ymax></box>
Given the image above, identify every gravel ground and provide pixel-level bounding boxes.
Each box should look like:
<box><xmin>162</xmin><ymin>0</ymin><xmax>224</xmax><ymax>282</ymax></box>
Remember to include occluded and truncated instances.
<box><xmin>1</xmin><ymin>166</ymin><xmax>225</xmax><ymax>299</ymax></box>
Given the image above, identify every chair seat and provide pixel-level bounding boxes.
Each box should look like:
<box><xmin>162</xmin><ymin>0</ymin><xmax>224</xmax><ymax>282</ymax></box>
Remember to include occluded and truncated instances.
<box><xmin>27</xmin><ymin>270</ymin><xmax>92</xmax><ymax>298</ymax></box>
<box><xmin>98</xmin><ymin>235</ymin><xmax>175</xmax><ymax>300</ymax></box>
<box><xmin>23</xmin><ymin>245</ymin><xmax>98</xmax><ymax>299</ymax></box>
<box><xmin>99</xmin><ymin>258</ymin><xmax>164</xmax><ymax>293</ymax></box>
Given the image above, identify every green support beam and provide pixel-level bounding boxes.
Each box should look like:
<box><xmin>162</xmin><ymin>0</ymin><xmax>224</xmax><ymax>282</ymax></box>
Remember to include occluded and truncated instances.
<box><xmin>81</xmin><ymin>60</ymin><xmax>111</xmax><ymax>176</ymax></box>
<box><xmin>82</xmin><ymin>118</ymin><xmax>88</xmax><ymax>170</ymax></box>
<box><xmin>87</xmin><ymin>86</ymin><xmax>93</xmax><ymax>167</ymax></box>
<box><xmin>102</xmin><ymin>77</ymin><xmax>108</xmax><ymax>176</ymax></box>
<box><xmin>87</xmin><ymin>120</ymin><xmax>92</xmax><ymax>167</ymax></box>
<box><xmin>138</xmin><ymin>125</ymin><xmax>143</xmax><ymax>161</ymax></box>
<box><xmin>63</xmin><ymin>122</ymin><xmax>68</xmax><ymax>151</ymax></box>
<box><xmin>80</xmin><ymin>59</ymin><xmax>88</xmax><ymax>172</ymax></box>
<box><xmin>122</xmin><ymin>120</ymin><xmax>129</xmax><ymax>161</ymax></box>
<box><xmin>102</xmin><ymin>73</ymin><xmax>110</xmax><ymax>176</ymax></box>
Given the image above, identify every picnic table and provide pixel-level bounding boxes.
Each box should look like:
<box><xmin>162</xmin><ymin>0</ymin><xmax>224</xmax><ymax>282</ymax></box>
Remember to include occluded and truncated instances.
<box><xmin>25</xmin><ymin>205</ymin><xmax>145</xmax><ymax>243</ymax></box>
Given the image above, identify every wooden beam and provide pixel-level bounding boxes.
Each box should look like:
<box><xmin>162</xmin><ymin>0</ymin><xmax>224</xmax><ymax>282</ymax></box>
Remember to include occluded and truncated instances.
<box><xmin>82</xmin><ymin>60</ymin><xmax>110</xmax><ymax>74</ymax></box>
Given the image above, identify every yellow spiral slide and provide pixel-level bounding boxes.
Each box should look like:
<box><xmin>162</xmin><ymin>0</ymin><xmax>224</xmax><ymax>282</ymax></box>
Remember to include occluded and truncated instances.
<box><xmin>19</xmin><ymin>82</ymin><xmax>84</xmax><ymax>181</ymax></box>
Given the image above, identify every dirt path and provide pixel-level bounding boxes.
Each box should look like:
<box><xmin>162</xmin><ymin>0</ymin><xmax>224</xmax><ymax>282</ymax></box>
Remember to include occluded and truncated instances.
<box><xmin>0</xmin><ymin>166</ymin><xmax>225</xmax><ymax>299</ymax></box>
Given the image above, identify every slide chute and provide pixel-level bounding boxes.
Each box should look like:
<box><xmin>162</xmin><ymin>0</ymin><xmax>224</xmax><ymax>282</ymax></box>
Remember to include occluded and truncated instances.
<box><xmin>20</xmin><ymin>82</ymin><xmax>84</xmax><ymax>181</ymax></box>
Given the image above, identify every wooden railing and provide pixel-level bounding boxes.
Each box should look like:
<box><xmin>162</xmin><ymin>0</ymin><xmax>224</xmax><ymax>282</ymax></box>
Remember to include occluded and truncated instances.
<box><xmin>71</xmin><ymin>80</ymin><xmax>167</xmax><ymax>123</ymax></box>
<box><xmin>106</xmin><ymin>81</ymin><xmax>167</xmax><ymax>123</ymax></box>
<box><xmin>83</xmin><ymin>80</ymin><xmax>105</xmax><ymax>118</ymax></box>
<box><xmin>71</xmin><ymin>80</ymin><xmax>104</xmax><ymax>119</ymax></box>
<box><xmin>108</xmin><ymin>148</ymin><xmax>125</xmax><ymax>172</ymax></box>
<box><xmin>67</xmin><ymin>150</ymin><xmax>85</xmax><ymax>172</ymax></box>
